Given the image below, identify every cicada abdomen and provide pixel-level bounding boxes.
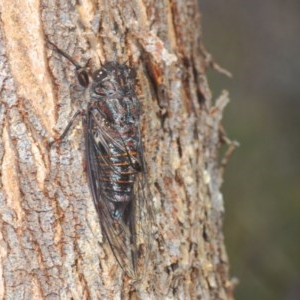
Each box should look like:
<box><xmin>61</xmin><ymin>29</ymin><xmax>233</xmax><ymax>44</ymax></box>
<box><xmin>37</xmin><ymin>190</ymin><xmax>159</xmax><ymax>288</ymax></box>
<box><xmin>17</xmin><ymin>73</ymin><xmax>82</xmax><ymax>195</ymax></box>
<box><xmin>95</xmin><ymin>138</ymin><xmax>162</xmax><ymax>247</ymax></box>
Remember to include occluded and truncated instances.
<box><xmin>48</xmin><ymin>41</ymin><xmax>153</xmax><ymax>278</ymax></box>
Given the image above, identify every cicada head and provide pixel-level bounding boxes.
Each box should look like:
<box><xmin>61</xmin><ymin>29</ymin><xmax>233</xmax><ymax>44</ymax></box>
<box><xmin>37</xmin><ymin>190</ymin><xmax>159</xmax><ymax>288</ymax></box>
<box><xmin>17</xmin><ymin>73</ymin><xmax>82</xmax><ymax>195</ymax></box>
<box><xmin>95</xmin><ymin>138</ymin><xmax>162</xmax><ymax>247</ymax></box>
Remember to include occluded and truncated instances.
<box><xmin>92</xmin><ymin>62</ymin><xmax>137</xmax><ymax>97</ymax></box>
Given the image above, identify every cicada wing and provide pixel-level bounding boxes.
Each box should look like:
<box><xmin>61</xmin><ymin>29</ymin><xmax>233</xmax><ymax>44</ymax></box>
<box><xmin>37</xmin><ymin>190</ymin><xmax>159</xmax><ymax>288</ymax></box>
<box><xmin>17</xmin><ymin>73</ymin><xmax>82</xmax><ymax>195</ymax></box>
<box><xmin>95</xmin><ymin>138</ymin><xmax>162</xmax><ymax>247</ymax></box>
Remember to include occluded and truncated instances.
<box><xmin>125</xmin><ymin>126</ymin><xmax>156</xmax><ymax>276</ymax></box>
<box><xmin>85</xmin><ymin>105</ymin><xmax>154</xmax><ymax>277</ymax></box>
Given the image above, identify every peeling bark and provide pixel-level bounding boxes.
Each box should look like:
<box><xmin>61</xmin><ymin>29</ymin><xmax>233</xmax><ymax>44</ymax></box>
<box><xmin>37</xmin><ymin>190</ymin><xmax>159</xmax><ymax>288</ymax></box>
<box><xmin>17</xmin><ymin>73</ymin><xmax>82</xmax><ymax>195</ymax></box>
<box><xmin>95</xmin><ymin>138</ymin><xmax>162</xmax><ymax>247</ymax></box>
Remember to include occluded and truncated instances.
<box><xmin>0</xmin><ymin>0</ymin><xmax>233</xmax><ymax>299</ymax></box>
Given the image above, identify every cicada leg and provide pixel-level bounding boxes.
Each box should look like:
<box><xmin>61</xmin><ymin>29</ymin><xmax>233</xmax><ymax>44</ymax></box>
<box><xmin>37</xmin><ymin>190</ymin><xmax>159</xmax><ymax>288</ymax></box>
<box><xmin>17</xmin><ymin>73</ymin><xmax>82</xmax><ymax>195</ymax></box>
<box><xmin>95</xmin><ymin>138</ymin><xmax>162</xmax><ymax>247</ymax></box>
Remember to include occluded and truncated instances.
<box><xmin>49</xmin><ymin>109</ymin><xmax>85</xmax><ymax>147</ymax></box>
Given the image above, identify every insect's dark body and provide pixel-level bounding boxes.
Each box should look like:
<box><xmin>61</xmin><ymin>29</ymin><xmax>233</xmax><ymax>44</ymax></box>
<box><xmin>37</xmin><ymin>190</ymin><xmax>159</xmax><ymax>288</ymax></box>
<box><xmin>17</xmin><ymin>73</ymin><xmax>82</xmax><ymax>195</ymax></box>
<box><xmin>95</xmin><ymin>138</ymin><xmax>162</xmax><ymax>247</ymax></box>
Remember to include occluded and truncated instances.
<box><xmin>48</xmin><ymin>42</ymin><xmax>152</xmax><ymax>277</ymax></box>
<box><xmin>88</xmin><ymin>62</ymin><xmax>142</xmax><ymax>222</ymax></box>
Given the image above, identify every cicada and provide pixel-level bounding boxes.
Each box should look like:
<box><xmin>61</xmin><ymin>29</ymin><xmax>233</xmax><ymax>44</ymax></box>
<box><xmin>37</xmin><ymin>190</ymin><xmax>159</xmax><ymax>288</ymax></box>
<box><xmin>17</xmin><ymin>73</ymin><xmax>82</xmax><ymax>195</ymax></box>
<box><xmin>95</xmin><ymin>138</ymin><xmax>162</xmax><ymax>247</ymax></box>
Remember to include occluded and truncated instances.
<box><xmin>47</xmin><ymin>40</ymin><xmax>153</xmax><ymax>278</ymax></box>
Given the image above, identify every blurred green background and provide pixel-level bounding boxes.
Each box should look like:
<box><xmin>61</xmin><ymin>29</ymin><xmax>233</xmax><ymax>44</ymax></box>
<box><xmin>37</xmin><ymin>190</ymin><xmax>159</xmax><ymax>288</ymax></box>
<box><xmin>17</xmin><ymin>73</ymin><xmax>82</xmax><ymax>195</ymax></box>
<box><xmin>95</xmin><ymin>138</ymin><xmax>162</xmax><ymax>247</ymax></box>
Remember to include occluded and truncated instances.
<box><xmin>200</xmin><ymin>1</ymin><xmax>300</xmax><ymax>299</ymax></box>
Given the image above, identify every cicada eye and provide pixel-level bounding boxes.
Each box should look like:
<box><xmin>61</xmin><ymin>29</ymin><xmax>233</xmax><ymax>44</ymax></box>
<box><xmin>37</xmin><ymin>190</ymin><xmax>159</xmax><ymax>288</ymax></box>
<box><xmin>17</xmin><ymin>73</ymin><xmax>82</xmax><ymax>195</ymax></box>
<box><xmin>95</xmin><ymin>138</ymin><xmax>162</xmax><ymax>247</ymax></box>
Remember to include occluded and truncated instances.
<box><xmin>93</xmin><ymin>69</ymin><xmax>108</xmax><ymax>82</ymax></box>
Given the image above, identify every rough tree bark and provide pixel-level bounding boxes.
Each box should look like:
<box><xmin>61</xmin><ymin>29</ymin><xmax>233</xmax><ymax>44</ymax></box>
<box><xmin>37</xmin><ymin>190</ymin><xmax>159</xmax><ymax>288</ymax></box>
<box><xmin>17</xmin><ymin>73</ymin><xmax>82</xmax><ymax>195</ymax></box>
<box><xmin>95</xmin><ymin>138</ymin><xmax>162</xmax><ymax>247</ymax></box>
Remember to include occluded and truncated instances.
<box><xmin>0</xmin><ymin>0</ymin><xmax>234</xmax><ymax>299</ymax></box>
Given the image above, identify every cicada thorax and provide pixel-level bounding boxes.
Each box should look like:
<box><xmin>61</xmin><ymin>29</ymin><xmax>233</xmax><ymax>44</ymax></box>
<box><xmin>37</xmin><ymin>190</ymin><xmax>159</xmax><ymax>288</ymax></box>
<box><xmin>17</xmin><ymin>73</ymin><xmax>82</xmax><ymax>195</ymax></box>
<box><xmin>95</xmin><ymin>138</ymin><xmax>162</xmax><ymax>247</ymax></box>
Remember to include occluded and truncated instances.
<box><xmin>91</xmin><ymin>61</ymin><xmax>137</xmax><ymax>98</ymax></box>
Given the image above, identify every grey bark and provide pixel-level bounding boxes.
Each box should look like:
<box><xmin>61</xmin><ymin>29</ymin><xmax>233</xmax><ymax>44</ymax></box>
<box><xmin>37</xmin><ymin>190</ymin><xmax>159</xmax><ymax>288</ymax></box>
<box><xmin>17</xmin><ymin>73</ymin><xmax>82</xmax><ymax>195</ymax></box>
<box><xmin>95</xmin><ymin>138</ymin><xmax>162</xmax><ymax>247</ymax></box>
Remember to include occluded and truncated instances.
<box><xmin>0</xmin><ymin>0</ymin><xmax>233</xmax><ymax>299</ymax></box>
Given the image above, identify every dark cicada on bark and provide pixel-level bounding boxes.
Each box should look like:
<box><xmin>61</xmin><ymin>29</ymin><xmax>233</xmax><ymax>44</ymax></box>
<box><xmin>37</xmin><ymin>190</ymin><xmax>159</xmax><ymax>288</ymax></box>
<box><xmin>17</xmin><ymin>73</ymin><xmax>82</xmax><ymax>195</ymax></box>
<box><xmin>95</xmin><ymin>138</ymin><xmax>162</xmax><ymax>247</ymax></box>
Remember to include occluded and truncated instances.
<box><xmin>47</xmin><ymin>41</ymin><xmax>153</xmax><ymax>278</ymax></box>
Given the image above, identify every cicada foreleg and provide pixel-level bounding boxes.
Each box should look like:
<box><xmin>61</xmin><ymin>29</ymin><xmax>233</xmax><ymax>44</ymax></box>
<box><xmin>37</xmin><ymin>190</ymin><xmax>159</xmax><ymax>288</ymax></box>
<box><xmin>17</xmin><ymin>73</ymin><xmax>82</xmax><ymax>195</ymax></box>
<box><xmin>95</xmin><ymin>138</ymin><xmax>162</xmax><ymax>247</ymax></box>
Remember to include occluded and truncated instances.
<box><xmin>47</xmin><ymin>40</ymin><xmax>90</xmax><ymax>147</ymax></box>
<box><xmin>49</xmin><ymin>109</ymin><xmax>85</xmax><ymax>147</ymax></box>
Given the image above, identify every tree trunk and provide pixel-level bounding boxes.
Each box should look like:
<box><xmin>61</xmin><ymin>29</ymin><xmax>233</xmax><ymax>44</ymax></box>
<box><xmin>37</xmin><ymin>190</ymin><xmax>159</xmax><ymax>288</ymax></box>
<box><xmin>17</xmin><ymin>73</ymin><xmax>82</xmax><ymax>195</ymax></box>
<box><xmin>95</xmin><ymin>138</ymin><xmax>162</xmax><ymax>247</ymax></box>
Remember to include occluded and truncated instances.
<box><xmin>0</xmin><ymin>0</ymin><xmax>233</xmax><ymax>299</ymax></box>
